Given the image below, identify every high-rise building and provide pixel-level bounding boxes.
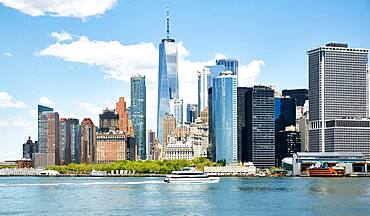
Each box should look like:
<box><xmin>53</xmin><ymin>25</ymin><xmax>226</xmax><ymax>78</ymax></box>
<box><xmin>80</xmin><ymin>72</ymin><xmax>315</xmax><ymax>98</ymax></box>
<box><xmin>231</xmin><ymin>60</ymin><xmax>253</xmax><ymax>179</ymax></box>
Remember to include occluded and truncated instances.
<box><xmin>69</xmin><ymin>118</ymin><xmax>81</xmax><ymax>164</ymax></box>
<box><xmin>216</xmin><ymin>59</ymin><xmax>239</xmax><ymax>76</ymax></box>
<box><xmin>99</xmin><ymin>109</ymin><xmax>119</xmax><ymax>133</ymax></box>
<box><xmin>59</xmin><ymin>118</ymin><xmax>80</xmax><ymax>165</ymax></box>
<box><xmin>186</xmin><ymin>104</ymin><xmax>198</xmax><ymax>124</ymax></box>
<box><xmin>169</xmin><ymin>98</ymin><xmax>183</xmax><ymax>127</ymax></box>
<box><xmin>274</xmin><ymin>96</ymin><xmax>298</xmax><ymax>165</ymax></box>
<box><xmin>131</xmin><ymin>74</ymin><xmax>146</xmax><ymax>160</ymax></box>
<box><xmin>238</xmin><ymin>86</ymin><xmax>275</xmax><ymax>168</ymax></box>
<box><xmin>162</xmin><ymin>114</ymin><xmax>177</xmax><ymax>146</ymax></box>
<box><xmin>157</xmin><ymin>8</ymin><xmax>179</xmax><ymax>144</ymax></box>
<box><xmin>308</xmin><ymin>43</ymin><xmax>370</xmax><ymax>158</ymax></box>
<box><xmin>197</xmin><ymin>67</ymin><xmax>210</xmax><ymax>114</ymax></box>
<box><xmin>116</xmin><ymin>97</ymin><xmax>129</xmax><ymax>132</ymax></box>
<box><xmin>60</xmin><ymin>118</ymin><xmax>71</xmax><ymax>165</ymax></box>
<box><xmin>37</xmin><ymin>108</ymin><xmax>60</xmax><ymax>166</ymax></box>
<box><xmin>212</xmin><ymin>71</ymin><xmax>237</xmax><ymax>163</ymax></box>
<box><xmin>282</xmin><ymin>89</ymin><xmax>308</xmax><ymax>107</ymax></box>
<box><xmin>81</xmin><ymin>118</ymin><xmax>96</xmax><ymax>164</ymax></box>
<box><xmin>23</xmin><ymin>137</ymin><xmax>38</xmax><ymax>162</ymax></box>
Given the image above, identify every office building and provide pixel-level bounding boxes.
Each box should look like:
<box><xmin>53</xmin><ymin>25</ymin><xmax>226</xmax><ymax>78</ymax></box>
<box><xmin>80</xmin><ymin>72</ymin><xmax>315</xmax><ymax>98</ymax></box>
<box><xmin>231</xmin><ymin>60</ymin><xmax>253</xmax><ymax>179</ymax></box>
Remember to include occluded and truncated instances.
<box><xmin>238</xmin><ymin>86</ymin><xmax>275</xmax><ymax>168</ymax></box>
<box><xmin>216</xmin><ymin>59</ymin><xmax>239</xmax><ymax>76</ymax></box>
<box><xmin>282</xmin><ymin>89</ymin><xmax>308</xmax><ymax>107</ymax></box>
<box><xmin>99</xmin><ymin>109</ymin><xmax>119</xmax><ymax>133</ymax></box>
<box><xmin>81</xmin><ymin>118</ymin><xmax>96</xmax><ymax>164</ymax></box>
<box><xmin>169</xmin><ymin>98</ymin><xmax>183</xmax><ymax>127</ymax></box>
<box><xmin>308</xmin><ymin>43</ymin><xmax>370</xmax><ymax>158</ymax></box>
<box><xmin>116</xmin><ymin>97</ymin><xmax>129</xmax><ymax>132</ymax></box>
<box><xmin>96</xmin><ymin>132</ymin><xmax>126</xmax><ymax>164</ymax></box>
<box><xmin>186</xmin><ymin>104</ymin><xmax>198</xmax><ymax>123</ymax></box>
<box><xmin>157</xmin><ymin>8</ymin><xmax>179</xmax><ymax>144</ymax></box>
<box><xmin>212</xmin><ymin>71</ymin><xmax>237</xmax><ymax>163</ymax></box>
<box><xmin>36</xmin><ymin>105</ymin><xmax>60</xmax><ymax>167</ymax></box>
<box><xmin>165</xmin><ymin>137</ymin><xmax>194</xmax><ymax>160</ymax></box>
<box><xmin>147</xmin><ymin>130</ymin><xmax>156</xmax><ymax>160</ymax></box>
<box><xmin>275</xmin><ymin>127</ymin><xmax>301</xmax><ymax>166</ymax></box>
<box><xmin>162</xmin><ymin>114</ymin><xmax>177</xmax><ymax>146</ymax></box>
<box><xmin>130</xmin><ymin>74</ymin><xmax>146</xmax><ymax>160</ymax></box>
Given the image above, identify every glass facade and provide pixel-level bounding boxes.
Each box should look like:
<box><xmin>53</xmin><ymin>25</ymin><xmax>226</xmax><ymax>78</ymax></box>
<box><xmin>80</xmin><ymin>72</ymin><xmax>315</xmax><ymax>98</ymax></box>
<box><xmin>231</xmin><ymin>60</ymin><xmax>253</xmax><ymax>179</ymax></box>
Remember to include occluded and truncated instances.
<box><xmin>216</xmin><ymin>59</ymin><xmax>239</xmax><ymax>76</ymax></box>
<box><xmin>157</xmin><ymin>39</ymin><xmax>179</xmax><ymax>144</ymax></box>
<box><xmin>169</xmin><ymin>98</ymin><xmax>183</xmax><ymax>127</ymax></box>
<box><xmin>131</xmin><ymin>74</ymin><xmax>146</xmax><ymax>160</ymax></box>
<box><xmin>212</xmin><ymin>72</ymin><xmax>237</xmax><ymax>163</ymax></box>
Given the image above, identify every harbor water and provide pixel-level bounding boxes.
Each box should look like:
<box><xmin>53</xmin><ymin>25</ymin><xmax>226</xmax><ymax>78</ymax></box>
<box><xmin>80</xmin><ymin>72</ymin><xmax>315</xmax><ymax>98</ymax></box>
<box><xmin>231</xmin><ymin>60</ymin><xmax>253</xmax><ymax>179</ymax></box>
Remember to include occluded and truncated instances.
<box><xmin>0</xmin><ymin>177</ymin><xmax>369</xmax><ymax>215</ymax></box>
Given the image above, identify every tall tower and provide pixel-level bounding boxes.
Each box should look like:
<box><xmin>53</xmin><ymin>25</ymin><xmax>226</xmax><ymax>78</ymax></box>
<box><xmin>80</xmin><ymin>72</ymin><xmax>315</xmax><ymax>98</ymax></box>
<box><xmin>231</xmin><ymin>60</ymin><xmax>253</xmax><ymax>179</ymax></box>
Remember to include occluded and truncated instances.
<box><xmin>308</xmin><ymin>43</ymin><xmax>370</xmax><ymax>158</ymax></box>
<box><xmin>131</xmin><ymin>74</ymin><xmax>146</xmax><ymax>160</ymax></box>
<box><xmin>116</xmin><ymin>97</ymin><xmax>129</xmax><ymax>132</ymax></box>
<box><xmin>212</xmin><ymin>71</ymin><xmax>238</xmax><ymax>163</ymax></box>
<box><xmin>157</xmin><ymin>7</ymin><xmax>179</xmax><ymax>144</ymax></box>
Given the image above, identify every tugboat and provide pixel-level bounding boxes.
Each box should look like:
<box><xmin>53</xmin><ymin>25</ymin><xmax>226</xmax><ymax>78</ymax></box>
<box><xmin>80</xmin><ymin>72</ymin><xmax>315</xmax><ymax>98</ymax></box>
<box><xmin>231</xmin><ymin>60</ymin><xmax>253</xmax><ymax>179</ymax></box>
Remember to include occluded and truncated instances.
<box><xmin>164</xmin><ymin>167</ymin><xmax>220</xmax><ymax>183</ymax></box>
<box><xmin>307</xmin><ymin>165</ymin><xmax>345</xmax><ymax>177</ymax></box>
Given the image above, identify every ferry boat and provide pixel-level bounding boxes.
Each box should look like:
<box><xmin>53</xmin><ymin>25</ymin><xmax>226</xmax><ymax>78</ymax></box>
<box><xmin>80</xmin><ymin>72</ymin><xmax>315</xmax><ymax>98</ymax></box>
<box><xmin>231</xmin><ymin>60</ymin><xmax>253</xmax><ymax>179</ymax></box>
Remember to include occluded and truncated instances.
<box><xmin>307</xmin><ymin>166</ymin><xmax>345</xmax><ymax>177</ymax></box>
<box><xmin>164</xmin><ymin>167</ymin><xmax>220</xmax><ymax>183</ymax></box>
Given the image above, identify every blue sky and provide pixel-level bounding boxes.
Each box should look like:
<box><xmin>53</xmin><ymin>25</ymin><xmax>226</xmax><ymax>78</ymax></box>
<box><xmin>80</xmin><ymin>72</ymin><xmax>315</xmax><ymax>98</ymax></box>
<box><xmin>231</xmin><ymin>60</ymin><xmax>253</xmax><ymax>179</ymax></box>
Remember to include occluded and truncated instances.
<box><xmin>0</xmin><ymin>0</ymin><xmax>369</xmax><ymax>160</ymax></box>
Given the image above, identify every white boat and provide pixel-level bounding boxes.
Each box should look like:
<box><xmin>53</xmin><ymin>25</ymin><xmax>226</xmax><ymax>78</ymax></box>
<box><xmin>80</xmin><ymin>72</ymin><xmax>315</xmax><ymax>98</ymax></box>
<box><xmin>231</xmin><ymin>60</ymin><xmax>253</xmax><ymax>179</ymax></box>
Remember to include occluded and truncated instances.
<box><xmin>164</xmin><ymin>167</ymin><xmax>220</xmax><ymax>183</ymax></box>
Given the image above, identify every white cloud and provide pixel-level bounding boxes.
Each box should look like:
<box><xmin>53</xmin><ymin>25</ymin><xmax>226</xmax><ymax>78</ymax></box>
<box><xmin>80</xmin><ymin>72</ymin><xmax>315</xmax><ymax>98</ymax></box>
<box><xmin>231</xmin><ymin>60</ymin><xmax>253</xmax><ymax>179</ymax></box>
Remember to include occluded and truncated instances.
<box><xmin>0</xmin><ymin>0</ymin><xmax>117</xmax><ymax>20</ymax></box>
<box><xmin>3</xmin><ymin>52</ymin><xmax>13</xmax><ymax>57</ymax></box>
<box><xmin>51</xmin><ymin>31</ymin><xmax>72</xmax><ymax>42</ymax></box>
<box><xmin>0</xmin><ymin>117</ymin><xmax>35</xmax><ymax>135</ymax></box>
<box><xmin>75</xmin><ymin>101</ymin><xmax>102</xmax><ymax>117</ymax></box>
<box><xmin>38</xmin><ymin>96</ymin><xmax>53</xmax><ymax>106</ymax></box>
<box><xmin>0</xmin><ymin>92</ymin><xmax>26</xmax><ymax>108</ymax></box>
<box><xmin>37</xmin><ymin>32</ymin><xmax>263</xmax><ymax>131</ymax></box>
<box><xmin>238</xmin><ymin>60</ymin><xmax>265</xmax><ymax>87</ymax></box>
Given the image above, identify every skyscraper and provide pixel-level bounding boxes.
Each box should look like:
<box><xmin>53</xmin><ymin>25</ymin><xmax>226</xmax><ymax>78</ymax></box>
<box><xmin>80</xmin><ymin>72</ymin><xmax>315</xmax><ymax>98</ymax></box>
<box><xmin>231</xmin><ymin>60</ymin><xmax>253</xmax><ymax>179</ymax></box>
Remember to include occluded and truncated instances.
<box><xmin>116</xmin><ymin>97</ymin><xmax>129</xmax><ymax>132</ymax></box>
<box><xmin>69</xmin><ymin>118</ymin><xmax>81</xmax><ymax>164</ymax></box>
<box><xmin>308</xmin><ymin>43</ymin><xmax>370</xmax><ymax>158</ymax></box>
<box><xmin>238</xmin><ymin>86</ymin><xmax>275</xmax><ymax>168</ymax></box>
<box><xmin>197</xmin><ymin>65</ymin><xmax>225</xmax><ymax>114</ymax></box>
<box><xmin>157</xmin><ymin>7</ymin><xmax>179</xmax><ymax>144</ymax></box>
<box><xmin>130</xmin><ymin>74</ymin><xmax>146</xmax><ymax>160</ymax></box>
<box><xmin>212</xmin><ymin>71</ymin><xmax>237</xmax><ymax>163</ymax></box>
<box><xmin>37</xmin><ymin>108</ymin><xmax>60</xmax><ymax>166</ymax></box>
<box><xmin>169</xmin><ymin>98</ymin><xmax>183</xmax><ymax>127</ymax></box>
<box><xmin>60</xmin><ymin>118</ymin><xmax>71</xmax><ymax>165</ymax></box>
<box><xmin>81</xmin><ymin>118</ymin><xmax>96</xmax><ymax>164</ymax></box>
<box><xmin>216</xmin><ymin>59</ymin><xmax>239</xmax><ymax>76</ymax></box>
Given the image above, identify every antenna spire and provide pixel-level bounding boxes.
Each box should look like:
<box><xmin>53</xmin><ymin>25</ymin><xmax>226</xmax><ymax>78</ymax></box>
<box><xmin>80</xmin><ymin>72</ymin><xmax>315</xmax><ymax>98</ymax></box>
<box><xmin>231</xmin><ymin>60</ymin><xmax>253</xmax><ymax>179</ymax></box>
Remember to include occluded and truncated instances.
<box><xmin>166</xmin><ymin>7</ymin><xmax>170</xmax><ymax>39</ymax></box>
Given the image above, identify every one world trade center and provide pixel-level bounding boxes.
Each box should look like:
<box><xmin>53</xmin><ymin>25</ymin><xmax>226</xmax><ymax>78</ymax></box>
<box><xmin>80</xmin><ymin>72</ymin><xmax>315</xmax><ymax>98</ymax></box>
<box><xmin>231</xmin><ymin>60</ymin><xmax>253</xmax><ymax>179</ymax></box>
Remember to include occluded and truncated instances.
<box><xmin>157</xmin><ymin>7</ymin><xmax>179</xmax><ymax>144</ymax></box>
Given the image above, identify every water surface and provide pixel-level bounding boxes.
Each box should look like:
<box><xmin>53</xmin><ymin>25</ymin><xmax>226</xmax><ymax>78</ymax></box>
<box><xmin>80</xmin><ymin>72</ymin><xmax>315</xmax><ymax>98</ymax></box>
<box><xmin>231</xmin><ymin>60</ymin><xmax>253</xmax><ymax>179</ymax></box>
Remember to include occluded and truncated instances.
<box><xmin>0</xmin><ymin>177</ymin><xmax>369</xmax><ymax>215</ymax></box>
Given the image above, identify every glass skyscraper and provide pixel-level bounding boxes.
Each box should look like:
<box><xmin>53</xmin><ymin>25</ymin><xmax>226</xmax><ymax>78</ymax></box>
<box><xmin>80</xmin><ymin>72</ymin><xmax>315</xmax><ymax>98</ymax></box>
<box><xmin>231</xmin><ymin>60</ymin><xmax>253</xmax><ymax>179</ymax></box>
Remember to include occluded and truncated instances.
<box><xmin>212</xmin><ymin>71</ymin><xmax>237</xmax><ymax>163</ymax></box>
<box><xmin>216</xmin><ymin>59</ymin><xmax>239</xmax><ymax>76</ymax></box>
<box><xmin>157</xmin><ymin>8</ymin><xmax>179</xmax><ymax>144</ymax></box>
<box><xmin>131</xmin><ymin>74</ymin><xmax>146</xmax><ymax>160</ymax></box>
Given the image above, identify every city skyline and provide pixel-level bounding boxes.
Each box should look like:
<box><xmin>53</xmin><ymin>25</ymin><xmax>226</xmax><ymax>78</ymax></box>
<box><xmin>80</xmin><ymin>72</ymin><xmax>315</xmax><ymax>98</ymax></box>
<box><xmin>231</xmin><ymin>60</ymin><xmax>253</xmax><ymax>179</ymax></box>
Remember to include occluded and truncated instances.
<box><xmin>1</xmin><ymin>0</ymin><xmax>370</xmax><ymax>160</ymax></box>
